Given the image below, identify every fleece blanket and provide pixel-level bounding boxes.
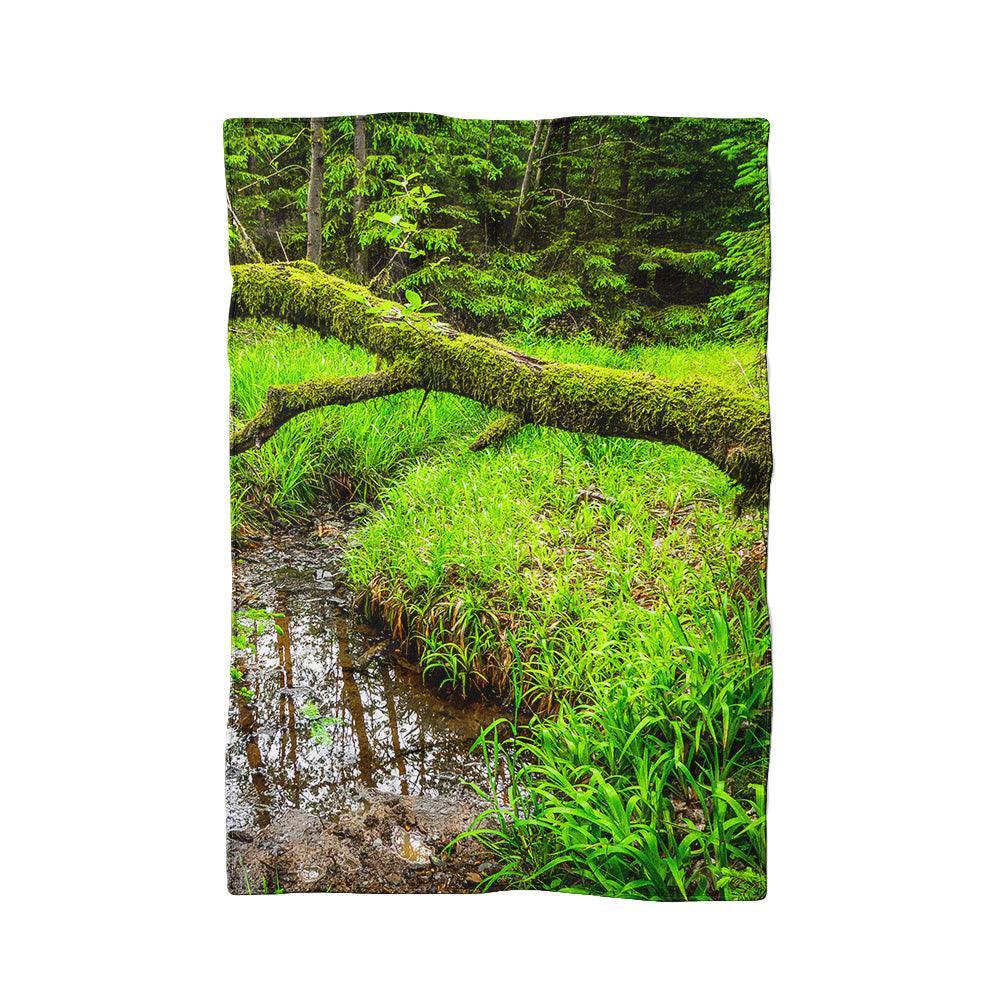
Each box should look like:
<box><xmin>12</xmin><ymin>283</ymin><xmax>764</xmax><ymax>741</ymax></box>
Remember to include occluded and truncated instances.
<box><xmin>226</xmin><ymin>115</ymin><xmax>771</xmax><ymax>900</ymax></box>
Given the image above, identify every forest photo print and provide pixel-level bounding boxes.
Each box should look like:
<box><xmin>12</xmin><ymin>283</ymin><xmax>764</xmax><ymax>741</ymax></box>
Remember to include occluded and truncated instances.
<box><xmin>225</xmin><ymin>114</ymin><xmax>771</xmax><ymax>900</ymax></box>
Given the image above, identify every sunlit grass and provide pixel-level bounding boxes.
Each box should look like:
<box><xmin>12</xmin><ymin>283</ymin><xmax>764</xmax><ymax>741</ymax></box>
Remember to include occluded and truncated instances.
<box><xmin>464</xmin><ymin>592</ymin><xmax>770</xmax><ymax>901</ymax></box>
<box><xmin>229</xmin><ymin>321</ymin><xmax>771</xmax><ymax>899</ymax></box>
<box><xmin>346</xmin><ymin>420</ymin><xmax>770</xmax><ymax>901</ymax></box>
<box><xmin>229</xmin><ymin>323</ymin><xmax>766</xmax><ymax>532</ymax></box>
<box><xmin>229</xmin><ymin>323</ymin><xmax>486</xmax><ymax>530</ymax></box>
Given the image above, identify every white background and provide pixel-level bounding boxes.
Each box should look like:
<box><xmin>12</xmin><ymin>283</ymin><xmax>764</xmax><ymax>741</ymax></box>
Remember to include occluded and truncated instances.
<box><xmin>2</xmin><ymin>2</ymin><xmax>996</xmax><ymax>996</ymax></box>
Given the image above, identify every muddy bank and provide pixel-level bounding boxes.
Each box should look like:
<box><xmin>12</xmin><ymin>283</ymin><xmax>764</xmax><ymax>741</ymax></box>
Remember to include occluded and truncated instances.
<box><xmin>228</xmin><ymin>791</ymin><xmax>496</xmax><ymax>894</ymax></box>
<box><xmin>229</xmin><ymin>521</ymin><xmax>507</xmax><ymax>893</ymax></box>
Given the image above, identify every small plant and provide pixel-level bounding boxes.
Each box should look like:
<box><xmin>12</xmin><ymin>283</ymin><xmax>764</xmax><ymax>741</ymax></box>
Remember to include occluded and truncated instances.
<box><xmin>240</xmin><ymin>863</ymin><xmax>284</xmax><ymax>895</ymax></box>
<box><xmin>713</xmin><ymin>864</ymin><xmax>766</xmax><ymax>901</ymax></box>
<box><xmin>365</xmin><ymin>173</ymin><xmax>449</xmax><ymax>271</ymax></box>
<box><xmin>301</xmin><ymin>701</ymin><xmax>345</xmax><ymax>745</ymax></box>
<box><xmin>232</xmin><ymin>607</ymin><xmax>281</xmax><ymax>650</ymax></box>
<box><xmin>231</xmin><ymin>609</ymin><xmax>280</xmax><ymax>701</ymax></box>
<box><xmin>399</xmin><ymin>287</ymin><xmax>440</xmax><ymax>321</ymax></box>
<box><xmin>230</xmin><ymin>667</ymin><xmax>255</xmax><ymax>702</ymax></box>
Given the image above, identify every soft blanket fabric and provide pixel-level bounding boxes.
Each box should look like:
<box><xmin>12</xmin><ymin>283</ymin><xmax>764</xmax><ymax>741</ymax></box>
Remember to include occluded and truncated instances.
<box><xmin>226</xmin><ymin>114</ymin><xmax>771</xmax><ymax>900</ymax></box>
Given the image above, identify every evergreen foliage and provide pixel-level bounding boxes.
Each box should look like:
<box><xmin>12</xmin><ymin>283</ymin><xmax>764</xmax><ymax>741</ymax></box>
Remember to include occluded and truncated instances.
<box><xmin>225</xmin><ymin>115</ymin><xmax>769</xmax><ymax>344</ymax></box>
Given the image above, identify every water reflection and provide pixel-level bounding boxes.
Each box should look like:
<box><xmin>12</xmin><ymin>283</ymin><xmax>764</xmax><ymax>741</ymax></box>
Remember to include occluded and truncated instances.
<box><xmin>227</xmin><ymin>530</ymin><xmax>502</xmax><ymax>834</ymax></box>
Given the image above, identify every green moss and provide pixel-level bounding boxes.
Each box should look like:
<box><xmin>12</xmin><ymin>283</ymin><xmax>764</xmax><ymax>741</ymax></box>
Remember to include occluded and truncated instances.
<box><xmin>230</xmin><ymin>262</ymin><xmax>771</xmax><ymax>497</ymax></box>
<box><xmin>469</xmin><ymin>413</ymin><xmax>525</xmax><ymax>451</ymax></box>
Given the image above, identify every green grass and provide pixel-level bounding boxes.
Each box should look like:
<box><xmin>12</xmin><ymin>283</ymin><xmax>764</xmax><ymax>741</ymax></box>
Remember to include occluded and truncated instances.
<box><xmin>229</xmin><ymin>322</ymin><xmax>765</xmax><ymax>532</ymax></box>
<box><xmin>460</xmin><ymin>591</ymin><xmax>770</xmax><ymax>900</ymax></box>
<box><xmin>230</xmin><ymin>321</ymin><xmax>771</xmax><ymax>900</ymax></box>
<box><xmin>229</xmin><ymin>322</ymin><xmax>487</xmax><ymax>531</ymax></box>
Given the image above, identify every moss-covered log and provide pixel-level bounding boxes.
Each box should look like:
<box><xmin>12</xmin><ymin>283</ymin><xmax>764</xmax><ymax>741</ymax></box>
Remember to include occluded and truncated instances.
<box><xmin>229</xmin><ymin>261</ymin><xmax>772</xmax><ymax>496</ymax></box>
<box><xmin>230</xmin><ymin>364</ymin><xmax>420</xmax><ymax>456</ymax></box>
<box><xmin>469</xmin><ymin>414</ymin><xmax>526</xmax><ymax>452</ymax></box>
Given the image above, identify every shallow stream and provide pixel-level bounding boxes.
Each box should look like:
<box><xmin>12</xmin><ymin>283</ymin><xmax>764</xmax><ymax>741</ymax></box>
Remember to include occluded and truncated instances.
<box><xmin>227</xmin><ymin>524</ymin><xmax>503</xmax><ymax>837</ymax></box>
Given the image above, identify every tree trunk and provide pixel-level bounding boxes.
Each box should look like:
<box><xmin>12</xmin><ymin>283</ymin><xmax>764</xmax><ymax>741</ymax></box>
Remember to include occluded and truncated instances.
<box><xmin>229</xmin><ymin>261</ymin><xmax>771</xmax><ymax>498</ymax></box>
<box><xmin>558</xmin><ymin>118</ymin><xmax>571</xmax><ymax>220</ymax></box>
<box><xmin>534</xmin><ymin>120</ymin><xmax>553</xmax><ymax>189</ymax></box>
<box><xmin>243</xmin><ymin>120</ymin><xmax>266</xmax><ymax>231</ymax></box>
<box><xmin>349</xmin><ymin>115</ymin><xmax>368</xmax><ymax>279</ymax></box>
<box><xmin>483</xmin><ymin>121</ymin><xmax>495</xmax><ymax>249</ymax></box>
<box><xmin>305</xmin><ymin>118</ymin><xmax>325</xmax><ymax>265</ymax></box>
<box><xmin>512</xmin><ymin>119</ymin><xmax>546</xmax><ymax>240</ymax></box>
<box><xmin>615</xmin><ymin>125</ymin><xmax>632</xmax><ymax>237</ymax></box>
<box><xmin>588</xmin><ymin>134</ymin><xmax>604</xmax><ymax>204</ymax></box>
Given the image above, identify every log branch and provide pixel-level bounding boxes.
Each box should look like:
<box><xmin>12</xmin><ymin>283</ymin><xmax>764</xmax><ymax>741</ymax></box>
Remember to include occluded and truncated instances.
<box><xmin>469</xmin><ymin>414</ymin><xmax>527</xmax><ymax>452</ymax></box>
<box><xmin>230</xmin><ymin>363</ymin><xmax>419</xmax><ymax>456</ymax></box>
<box><xmin>229</xmin><ymin>261</ymin><xmax>771</xmax><ymax>497</ymax></box>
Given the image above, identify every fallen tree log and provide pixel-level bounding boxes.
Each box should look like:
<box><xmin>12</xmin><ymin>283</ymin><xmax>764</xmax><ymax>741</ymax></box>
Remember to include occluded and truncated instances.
<box><xmin>229</xmin><ymin>261</ymin><xmax>772</xmax><ymax>497</ymax></box>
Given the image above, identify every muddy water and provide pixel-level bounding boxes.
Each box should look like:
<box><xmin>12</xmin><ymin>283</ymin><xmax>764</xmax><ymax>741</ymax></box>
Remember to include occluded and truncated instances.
<box><xmin>228</xmin><ymin>525</ymin><xmax>504</xmax><ymax>836</ymax></box>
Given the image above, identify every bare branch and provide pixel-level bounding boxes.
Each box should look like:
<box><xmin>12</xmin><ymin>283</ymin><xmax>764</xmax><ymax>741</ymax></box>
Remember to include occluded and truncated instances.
<box><xmin>226</xmin><ymin>191</ymin><xmax>263</xmax><ymax>263</ymax></box>
<box><xmin>540</xmin><ymin>188</ymin><xmax>656</xmax><ymax>218</ymax></box>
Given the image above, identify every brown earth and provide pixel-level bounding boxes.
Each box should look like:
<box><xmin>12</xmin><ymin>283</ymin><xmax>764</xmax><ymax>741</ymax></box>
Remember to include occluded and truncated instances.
<box><xmin>227</xmin><ymin>790</ymin><xmax>499</xmax><ymax>894</ymax></box>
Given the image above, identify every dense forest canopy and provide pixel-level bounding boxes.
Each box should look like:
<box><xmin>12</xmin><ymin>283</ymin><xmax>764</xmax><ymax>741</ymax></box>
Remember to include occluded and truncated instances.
<box><xmin>224</xmin><ymin>115</ymin><xmax>769</xmax><ymax>346</ymax></box>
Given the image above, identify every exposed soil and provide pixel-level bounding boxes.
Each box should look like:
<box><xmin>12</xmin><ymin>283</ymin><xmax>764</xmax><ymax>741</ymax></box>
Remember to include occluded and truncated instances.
<box><xmin>227</xmin><ymin>792</ymin><xmax>495</xmax><ymax>894</ymax></box>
